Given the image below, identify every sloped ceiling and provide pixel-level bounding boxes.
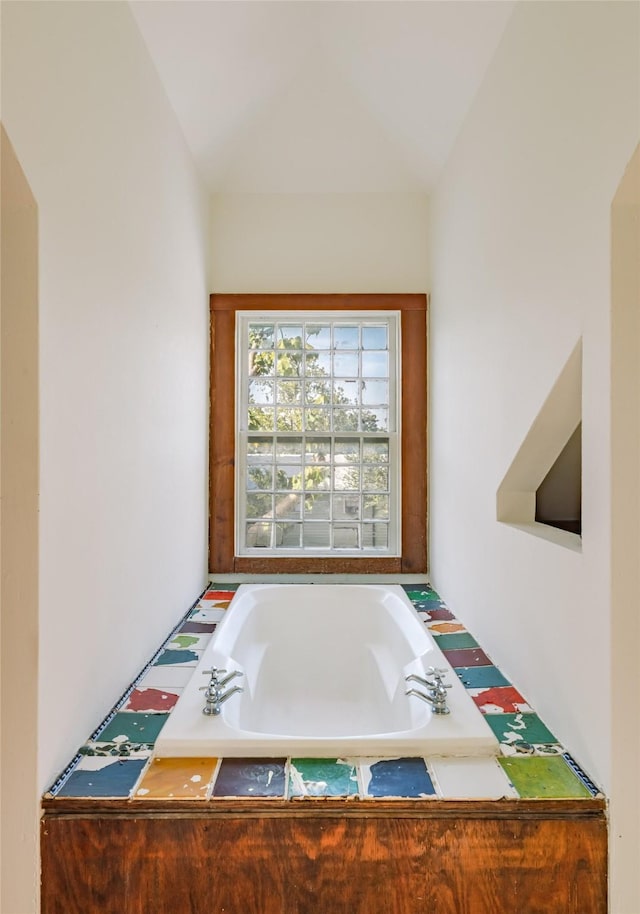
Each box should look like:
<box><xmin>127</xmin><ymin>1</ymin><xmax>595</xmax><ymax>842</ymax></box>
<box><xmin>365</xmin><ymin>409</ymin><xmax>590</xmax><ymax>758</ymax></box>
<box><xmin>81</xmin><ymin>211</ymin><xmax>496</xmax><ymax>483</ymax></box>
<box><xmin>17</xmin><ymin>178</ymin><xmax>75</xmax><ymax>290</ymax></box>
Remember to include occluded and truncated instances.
<box><xmin>131</xmin><ymin>1</ymin><xmax>514</xmax><ymax>193</ymax></box>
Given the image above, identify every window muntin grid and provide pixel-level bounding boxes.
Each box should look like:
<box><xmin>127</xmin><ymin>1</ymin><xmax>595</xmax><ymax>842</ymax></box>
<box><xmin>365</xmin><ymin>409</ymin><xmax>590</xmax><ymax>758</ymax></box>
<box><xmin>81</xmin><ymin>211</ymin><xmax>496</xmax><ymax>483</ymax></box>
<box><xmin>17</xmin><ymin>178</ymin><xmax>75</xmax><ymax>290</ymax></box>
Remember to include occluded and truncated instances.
<box><xmin>237</xmin><ymin>313</ymin><xmax>400</xmax><ymax>555</ymax></box>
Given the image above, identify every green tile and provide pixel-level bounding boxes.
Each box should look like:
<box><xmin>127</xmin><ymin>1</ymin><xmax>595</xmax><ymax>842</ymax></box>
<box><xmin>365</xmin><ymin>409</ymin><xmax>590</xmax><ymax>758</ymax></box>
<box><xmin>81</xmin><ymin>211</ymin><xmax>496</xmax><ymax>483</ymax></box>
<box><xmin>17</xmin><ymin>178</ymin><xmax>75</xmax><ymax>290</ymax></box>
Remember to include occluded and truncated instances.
<box><xmin>289</xmin><ymin>758</ymin><xmax>358</xmax><ymax>797</ymax></box>
<box><xmin>498</xmin><ymin>756</ymin><xmax>592</xmax><ymax>799</ymax></box>
<box><xmin>432</xmin><ymin>631</ymin><xmax>479</xmax><ymax>650</ymax></box>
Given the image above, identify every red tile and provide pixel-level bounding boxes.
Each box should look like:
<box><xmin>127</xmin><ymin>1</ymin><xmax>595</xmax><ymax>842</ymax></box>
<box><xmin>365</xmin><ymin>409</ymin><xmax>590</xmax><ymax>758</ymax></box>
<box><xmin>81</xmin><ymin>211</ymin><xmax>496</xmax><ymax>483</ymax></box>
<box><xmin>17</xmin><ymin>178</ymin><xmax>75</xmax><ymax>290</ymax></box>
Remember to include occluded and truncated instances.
<box><xmin>441</xmin><ymin>647</ymin><xmax>492</xmax><ymax>667</ymax></box>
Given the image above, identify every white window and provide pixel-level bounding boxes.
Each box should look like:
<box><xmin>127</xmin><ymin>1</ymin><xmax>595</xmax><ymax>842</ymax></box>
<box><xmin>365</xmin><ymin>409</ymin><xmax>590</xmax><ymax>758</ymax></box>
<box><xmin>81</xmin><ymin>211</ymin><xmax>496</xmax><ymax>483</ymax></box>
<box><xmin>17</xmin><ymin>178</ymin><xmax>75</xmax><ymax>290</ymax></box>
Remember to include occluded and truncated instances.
<box><xmin>236</xmin><ymin>312</ymin><xmax>401</xmax><ymax>556</ymax></box>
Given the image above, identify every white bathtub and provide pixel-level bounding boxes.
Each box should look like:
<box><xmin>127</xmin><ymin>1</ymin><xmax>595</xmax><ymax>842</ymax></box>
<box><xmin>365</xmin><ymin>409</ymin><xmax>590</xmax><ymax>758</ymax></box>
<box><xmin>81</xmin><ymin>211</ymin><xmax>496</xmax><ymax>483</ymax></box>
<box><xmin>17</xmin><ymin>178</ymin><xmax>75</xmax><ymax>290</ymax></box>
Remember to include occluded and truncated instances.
<box><xmin>154</xmin><ymin>584</ymin><xmax>499</xmax><ymax>758</ymax></box>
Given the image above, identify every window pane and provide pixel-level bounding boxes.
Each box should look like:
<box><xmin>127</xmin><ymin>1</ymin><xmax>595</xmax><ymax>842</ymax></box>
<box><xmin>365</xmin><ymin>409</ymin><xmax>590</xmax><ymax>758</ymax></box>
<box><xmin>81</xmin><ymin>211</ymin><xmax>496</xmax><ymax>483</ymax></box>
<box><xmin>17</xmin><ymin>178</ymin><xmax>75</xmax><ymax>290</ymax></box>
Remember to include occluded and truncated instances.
<box><xmin>362</xmin><ymin>408</ymin><xmax>388</xmax><ymax>432</ymax></box>
<box><xmin>277</xmin><ymin>326</ymin><xmax>303</xmax><ymax>348</ymax></box>
<box><xmin>305</xmin><ymin>408</ymin><xmax>330</xmax><ymax>431</ymax></box>
<box><xmin>275</xmin><ymin>465</ymin><xmax>301</xmax><ymax>490</ymax></box>
<box><xmin>306</xmin><ymin>324</ymin><xmax>331</xmax><ymax>349</ymax></box>
<box><xmin>362</xmin><ymin>523</ymin><xmax>389</xmax><ymax>549</ymax></box>
<box><xmin>362</xmin><ymin>326</ymin><xmax>387</xmax><ymax>350</ymax></box>
<box><xmin>275</xmin><ymin>493</ymin><xmax>302</xmax><ymax>518</ymax></box>
<box><xmin>332</xmin><ymin>524</ymin><xmax>359</xmax><ymax>548</ymax></box>
<box><xmin>276</xmin><ymin>437</ymin><xmax>302</xmax><ymax>459</ymax></box>
<box><xmin>276</xmin><ymin>352</ymin><xmax>303</xmax><ymax>376</ymax></box>
<box><xmin>334</xmin><ymin>326</ymin><xmax>359</xmax><ymax>349</ymax></box>
<box><xmin>248</xmin><ymin>350</ymin><xmax>275</xmax><ymax>377</ymax></box>
<box><xmin>333</xmin><ymin>352</ymin><xmax>358</xmax><ymax>377</ymax></box>
<box><xmin>333</xmin><ymin>380</ymin><xmax>359</xmax><ymax>405</ymax></box>
<box><xmin>334</xmin><ymin>439</ymin><xmax>360</xmax><ymax>461</ymax></box>
<box><xmin>246</xmin><ymin>493</ymin><xmax>273</xmax><ymax>518</ymax></box>
<box><xmin>302</xmin><ymin>522</ymin><xmax>330</xmax><ymax>548</ymax></box>
<box><xmin>363</xmin><ymin>465</ymin><xmax>388</xmax><ymax>491</ymax></box>
<box><xmin>363</xmin><ymin>439</ymin><xmax>389</xmax><ymax>463</ymax></box>
<box><xmin>334</xmin><ymin>494</ymin><xmax>360</xmax><ymax>520</ymax></box>
<box><xmin>333</xmin><ymin>408</ymin><xmax>359</xmax><ymax>431</ymax></box>
<box><xmin>304</xmin><ymin>466</ymin><xmax>330</xmax><ymax>490</ymax></box>
<box><xmin>304</xmin><ymin>438</ymin><xmax>330</xmax><ymax>463</ymax></box>
<box><xmin>362</xmin><ymin>351</ymin><xmax>388</xmax><ymax>378</ymax></box>
<box><xmin>248</xmin><ymin>380</ymin><xmax>274</xmax><ymax>404</ymax></box>
<box><xmin>305</xmin><ymin>379</ymin><xmax>331</xmax><ymax>404</ymax></box>
<box><xmin>364</xmin><ymin>494</ymin><xmax>389</xmax><ymax>519</ymax></box>
<box><xmin>334</xmin><ymin>466</ymin><xmax>360</xmax><ymax>491</ymax></box>
<box><xmin>248</xmin><ymin>407</ymin><xmax>274</xmax><ymax>431</ymax></box>
<box><xmin>275</xmin><ymin>523</ymin><xmax>301</xmax><ymax>548</ymax></box>
<box><xmin>361</xmin><ymin>380</ymin><xmax>388</xmax><ymax>406</ymax></box>
<box><xmin>304</xmin><ymin>492</ymin><xmax>330</xmax><ymax>517</ymax></box>
<box><xmin>305</xmin><ymin>351</ymin><xmax>331</xmax><ymax>376</ymax></box>
<box><xmin>248</xmin><ymin>437</ymin><xmax>274</xmax><ymax>458</ymax></box>
<box><xmin>277</xmin><ymin>380</ymin><xmax>302</xmax><ymax>404</ymax></box>
<box><xmin>247</xmin><ymin>465</ymin><xmax>273</xmax><ymax>490</ymax></box>
<box><xmin>249</xmin><ymin>324</ymin><xmax>274</xmax><ymax>349</ymax></box>
<box><xmin>246</xmin><ymin>521</ymin><xmax>272</xmax><ymax>547</ymax></box>
<box><xmin>277</xmin><ymin>408</ymin><xmax>302</xmax><ymax>430</ymax></box>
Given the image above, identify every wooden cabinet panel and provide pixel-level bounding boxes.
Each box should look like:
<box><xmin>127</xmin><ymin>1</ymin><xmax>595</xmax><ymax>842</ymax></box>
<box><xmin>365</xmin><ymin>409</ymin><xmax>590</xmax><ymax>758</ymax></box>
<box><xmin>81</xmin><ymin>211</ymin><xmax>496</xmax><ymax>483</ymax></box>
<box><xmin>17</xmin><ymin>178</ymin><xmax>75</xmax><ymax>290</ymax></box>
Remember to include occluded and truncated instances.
<box><xmin>41</xmin><ymin>810</ymin><xmax>607</xmax><ymax>914</ymax></box>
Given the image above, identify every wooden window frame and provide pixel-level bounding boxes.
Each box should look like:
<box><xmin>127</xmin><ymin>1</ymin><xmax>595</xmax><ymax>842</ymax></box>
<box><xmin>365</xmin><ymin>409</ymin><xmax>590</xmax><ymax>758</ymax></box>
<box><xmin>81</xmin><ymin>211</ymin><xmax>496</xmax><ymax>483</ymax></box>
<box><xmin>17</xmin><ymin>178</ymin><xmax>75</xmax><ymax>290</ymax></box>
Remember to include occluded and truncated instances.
<box><xmin>209</xmin><ymin>294</ymin><xmax>427</xmax><ymax>574</ymax></box>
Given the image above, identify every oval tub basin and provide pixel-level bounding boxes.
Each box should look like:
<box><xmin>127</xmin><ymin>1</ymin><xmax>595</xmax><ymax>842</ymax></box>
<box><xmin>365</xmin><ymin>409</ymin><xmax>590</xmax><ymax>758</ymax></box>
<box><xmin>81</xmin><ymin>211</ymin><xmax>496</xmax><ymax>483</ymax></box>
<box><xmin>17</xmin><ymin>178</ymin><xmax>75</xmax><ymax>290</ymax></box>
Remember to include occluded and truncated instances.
<box><xmin>154</xmin><ymin>584</ymin><xmax>499</xmax><ymax>758</ymax></box>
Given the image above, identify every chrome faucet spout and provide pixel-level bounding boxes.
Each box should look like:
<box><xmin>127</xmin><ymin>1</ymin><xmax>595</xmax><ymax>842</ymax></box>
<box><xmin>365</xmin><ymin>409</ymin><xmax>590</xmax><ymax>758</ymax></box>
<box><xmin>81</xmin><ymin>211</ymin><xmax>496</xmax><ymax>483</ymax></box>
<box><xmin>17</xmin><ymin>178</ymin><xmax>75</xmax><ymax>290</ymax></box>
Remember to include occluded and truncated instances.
<box><xmin>217</xmin><ymin>685</ymin><xmax>243</xmax><ymax>705</ymax></box>
<box><xmin>217</xmin><ymin>670</ymin><xmax>243</xmax><ymax>689</ymax></box>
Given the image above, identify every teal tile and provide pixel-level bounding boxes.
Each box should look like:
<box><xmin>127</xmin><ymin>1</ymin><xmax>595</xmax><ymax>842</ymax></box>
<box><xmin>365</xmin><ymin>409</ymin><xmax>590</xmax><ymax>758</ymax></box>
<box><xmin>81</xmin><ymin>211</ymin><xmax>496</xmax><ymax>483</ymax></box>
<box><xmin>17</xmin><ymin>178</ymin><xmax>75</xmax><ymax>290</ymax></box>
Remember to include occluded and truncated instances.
<box><xmin>484</xmin><ymin>713</ymin><xmax>558</xmax><ymax>747</ymax></box>
<box><xmin>432</xmin><ymin>632</ymin><xmax>479</xmax><ymax>650</ymax></box>
<box><xmin>97</xmin><ymin>712</ymin><xmax>169</xmax><ymax>745</ymax></box>
<box><xmin>453</xmin><ymin>666</ymin><xmax>511</xmax><ymax>689</ymax></box>
<box><xmin>289</xmin><ymin>758</ymin><xmax>358</xmax><ymax>797</ymax></box>
<box><xmin>57</xmin><ymin>757</ymin><xmax>147</xmax><ymax>798</ymax></box>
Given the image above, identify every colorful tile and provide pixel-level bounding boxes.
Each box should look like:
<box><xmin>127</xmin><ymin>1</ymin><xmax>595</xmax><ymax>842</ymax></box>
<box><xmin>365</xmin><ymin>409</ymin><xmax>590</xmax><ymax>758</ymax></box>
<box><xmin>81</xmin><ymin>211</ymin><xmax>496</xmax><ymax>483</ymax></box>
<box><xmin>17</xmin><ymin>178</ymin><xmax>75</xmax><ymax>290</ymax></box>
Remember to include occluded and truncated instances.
<box><xmin>289</xmin><ymin>758</ymin><xmax>358</xmax><ymax>797</ymax></box>
<box><xmin>97</xmin><ymin>712</ymin><xmax>170</xmax><ymax>745</ymax></box>
<box><xmin>202</xmin><ymin>589</ymin><xmax>237</xmax><ymax>600</ymax></box>
<box><xmin>134</xmin><ymin>757</ymin><xmax>219</xmax><ymax>800</ymax></box>
<box><xmin>167</xmin><ymin>632</ymin><xmax>211</xmax><ymax>651</ymax></box>
<box><xmin>123</xmin><ymin>687</ymin><xmax>181</xmax><ymax>713</ymax></box>
<box><xmin>431</xmin><ymin>632</ymin><xmax>479</xmax><ymax>650</ymax></box>
<box><xmin>441</xmin><ymin>647</ymin><xmax>492</xmax><ymax>667</ymax></box>
<box><xmin>211</xmin><ymin>758</ymin><xmax>287</xmax><ymax>798</ymax></box>
<box><xmin>498</xmin><ymin>756</ymin><xmax>592</xmax><ymax>799</ymax></box>
<box><xmin>138</xmin><ymin>665</ymin><xmax>195</xmax><ymax>688</ymax></box>
<box><xmin>418</xmin><ymin>606</ymin><xmax>456</xmax><ymax>620</ymax></box>
<box><xmin>359</xmin><ymin>758</ymin><xmax>436</xmax><ymax>799</ymax></box>
<box><xmin>79</xmin><ymin>742</ymin><xmax>153</xmax><ymax>758</ymax></box>
<box><xmin>499</xmin><ymin>742</ymin><xmax>564</xmax><ymax>757</ymax></box>
<box><xmin>189</xmin><ymin>608</ymin><xmax>226</xmax><ymax>623</ymax></box>
<box><xmin>179</xmin><ymin>621</ymin><xmax>217</xmax><ymax>634</ymax></box>
<box><xmin>429</xmin><ymin>757</ymin><xmax>517</xmax><ymax>799</ymax></box>
<box><xmin>484</xmin><ymin>713</ymin><xmax>558</xmax><ymax>747</ymax></box>
<box><xmin>404</xmin><ymin>588</ymin><xmax>441</xmax><ymax>601</ymax></box>
<box><xmin>428</xmin><ymin>621</ymin><xmax>466</xmax><ymax>634</ymax></box>
<box><xmin>56</xmin><ymin>757</ymin><xmax>148</xmax><ymax>798</ymax></box>
<box><xmin>468</xmin><ymin>686</ymin><xmax>533</xmax><ymax>714</ymax></box>
<box><xmin>453</xmin><ymin>665</ymin><xmax>511</xmax><ymax>689</ymax></box>
<box><xmin>153</xmin><ymin>648</ymin><xmax>202</xmax><ymax>666</ymax></box>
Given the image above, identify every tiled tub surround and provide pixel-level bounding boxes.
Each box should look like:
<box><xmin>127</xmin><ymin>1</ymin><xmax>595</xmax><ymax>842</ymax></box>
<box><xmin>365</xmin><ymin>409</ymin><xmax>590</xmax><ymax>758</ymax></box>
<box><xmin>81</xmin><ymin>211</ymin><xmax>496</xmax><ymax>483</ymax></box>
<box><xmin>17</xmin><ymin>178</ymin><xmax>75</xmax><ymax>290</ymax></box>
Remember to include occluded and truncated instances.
<box><xmin>46</xmin><ymin>584</ymin><xmax>601</xmax><ymax>803</ymax></box>
<box><xmin>155</xmin><ymin>584</ymin><xmax>499</xmax><ymax>759</ymax></box>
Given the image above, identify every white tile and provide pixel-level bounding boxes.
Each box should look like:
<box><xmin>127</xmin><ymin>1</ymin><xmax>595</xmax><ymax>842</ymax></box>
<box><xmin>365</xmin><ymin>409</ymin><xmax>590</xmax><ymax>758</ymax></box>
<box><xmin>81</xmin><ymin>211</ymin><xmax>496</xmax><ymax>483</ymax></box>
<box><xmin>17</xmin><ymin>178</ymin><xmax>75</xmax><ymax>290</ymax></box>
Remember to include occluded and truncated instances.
<box><xmin>190</xmin><ymin>608</ymin><xmax>226</xmax><ymax>622</ymax></box>
<box><xmin>428</xmin><ymin>756</ymin><xmax>518</xmax><ymax>799</ymax></box>
<box><xmin>138</xmin><ymin>665</ymin><xmax>195</xmax><ymax>688</ymax></box>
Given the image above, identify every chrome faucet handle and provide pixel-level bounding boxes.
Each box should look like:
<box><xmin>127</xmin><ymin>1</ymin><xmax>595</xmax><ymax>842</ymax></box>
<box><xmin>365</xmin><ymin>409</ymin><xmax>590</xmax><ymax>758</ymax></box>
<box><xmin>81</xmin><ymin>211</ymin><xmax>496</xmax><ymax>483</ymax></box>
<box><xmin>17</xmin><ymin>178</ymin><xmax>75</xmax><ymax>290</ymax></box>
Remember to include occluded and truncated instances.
<box><xmin>202</xmin><ymin>667</ymin><xmax>226</xmax><ymax>679</ymax></box>
<box><xmin>426</xmin><ymin>666</ymin><xmax>449</xmax><ymax>678</ymax></box>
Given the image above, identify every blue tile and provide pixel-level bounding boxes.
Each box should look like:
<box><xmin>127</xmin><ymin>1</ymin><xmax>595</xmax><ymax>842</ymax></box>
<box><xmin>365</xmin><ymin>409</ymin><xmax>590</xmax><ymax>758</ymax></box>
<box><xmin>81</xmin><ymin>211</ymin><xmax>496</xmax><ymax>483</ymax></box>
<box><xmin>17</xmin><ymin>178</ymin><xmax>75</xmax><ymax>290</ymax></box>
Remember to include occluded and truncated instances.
<box><xmin>361</xmin><ymin>758</ymin><xmax>436</xmax><ymax>798</ymax></box>
<box><xmin>57</xmin><ymin>758</ymin><xmax>147</xmax><ymax>798</ymax></box>
<box><xmin>212</xmin><ymin>758</ymin><xmax>287</xmax><ymax>798</ymax></box>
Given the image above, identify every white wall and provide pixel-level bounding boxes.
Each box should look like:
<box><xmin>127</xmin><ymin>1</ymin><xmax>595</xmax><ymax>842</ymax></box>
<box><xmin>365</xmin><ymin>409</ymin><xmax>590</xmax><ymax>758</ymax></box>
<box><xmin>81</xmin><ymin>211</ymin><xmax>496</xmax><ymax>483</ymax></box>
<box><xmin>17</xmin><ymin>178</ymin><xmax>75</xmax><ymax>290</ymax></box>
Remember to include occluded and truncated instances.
<box><xmin>1</xmin><ymin>126</ymin><xmax>40</xmax><ymax>914</ymax></box>
<box><xmin>1</xmin><ymin>0</ymin><xmax>209</xmax><ymax>814</ymax></box>
<box><xmin>211</xmin><ymin>193</ymin><xmax>429</xmax><ymax>292</ymax></box>
<box><xmin>430</xmin><ymin>0</ymin><xmax>638</xmax><ymax>907</ymax></box>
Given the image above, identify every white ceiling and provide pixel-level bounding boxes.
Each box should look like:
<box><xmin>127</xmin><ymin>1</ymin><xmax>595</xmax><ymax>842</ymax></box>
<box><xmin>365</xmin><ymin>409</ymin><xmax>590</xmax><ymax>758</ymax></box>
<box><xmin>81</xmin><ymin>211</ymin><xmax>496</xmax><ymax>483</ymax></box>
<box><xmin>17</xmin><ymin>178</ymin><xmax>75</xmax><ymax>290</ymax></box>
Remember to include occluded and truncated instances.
<box><xmin>131</xmin><ymin>1</ymin><xmax>514</xmax><ymax>193</ymax></box>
